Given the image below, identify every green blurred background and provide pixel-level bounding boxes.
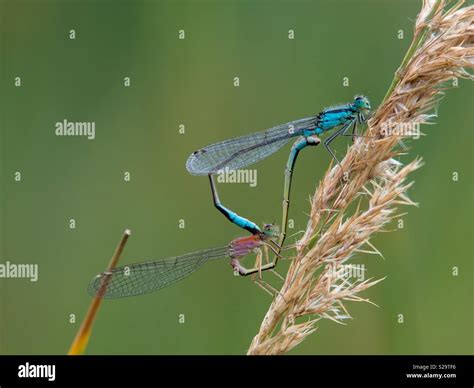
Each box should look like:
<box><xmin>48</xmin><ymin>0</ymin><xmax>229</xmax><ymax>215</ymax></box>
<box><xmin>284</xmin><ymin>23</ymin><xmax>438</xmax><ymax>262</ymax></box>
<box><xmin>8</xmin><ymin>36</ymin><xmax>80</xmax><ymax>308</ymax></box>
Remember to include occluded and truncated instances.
<box><xmin>0</xmin><ymin>0</ymin><xmax>472</xmax><ymax>355</ymax></box>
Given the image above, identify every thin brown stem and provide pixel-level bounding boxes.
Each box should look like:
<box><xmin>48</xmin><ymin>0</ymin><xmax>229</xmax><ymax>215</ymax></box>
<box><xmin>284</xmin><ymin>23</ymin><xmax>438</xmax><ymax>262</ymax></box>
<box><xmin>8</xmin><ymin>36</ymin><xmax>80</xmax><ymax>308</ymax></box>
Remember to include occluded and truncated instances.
<box><xmin>248</xmin><ymin>0</ymin><xmax>473</xmax><ymax>355</ymax></box>
<box><xmin>68</xmin><ymin>229</ymin><xmax>131</xmax><ymax>355</ymax></box>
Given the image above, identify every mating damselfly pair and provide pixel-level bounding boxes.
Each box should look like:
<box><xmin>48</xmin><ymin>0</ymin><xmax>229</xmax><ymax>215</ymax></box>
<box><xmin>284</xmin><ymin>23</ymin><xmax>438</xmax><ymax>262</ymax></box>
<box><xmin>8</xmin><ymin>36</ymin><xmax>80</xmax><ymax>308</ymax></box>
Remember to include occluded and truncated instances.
<box><xmin>89</xmin><ymin>96</ymin><xmax>371</xmax><ymax>298</ymax></box>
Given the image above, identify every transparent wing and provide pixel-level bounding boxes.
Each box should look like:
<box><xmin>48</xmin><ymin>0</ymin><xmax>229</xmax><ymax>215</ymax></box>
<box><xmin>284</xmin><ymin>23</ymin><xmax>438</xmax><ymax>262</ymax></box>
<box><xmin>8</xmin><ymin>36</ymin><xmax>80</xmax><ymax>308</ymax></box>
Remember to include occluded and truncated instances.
<box><xmin>88</xmin><ymin>246</ymin><xmax>230</xmax><ymax>298</ymax></box>
<box><xmin>186</xmin><ymin>116</ymin><xmax>317</xmax><ymax>175</ymax></box>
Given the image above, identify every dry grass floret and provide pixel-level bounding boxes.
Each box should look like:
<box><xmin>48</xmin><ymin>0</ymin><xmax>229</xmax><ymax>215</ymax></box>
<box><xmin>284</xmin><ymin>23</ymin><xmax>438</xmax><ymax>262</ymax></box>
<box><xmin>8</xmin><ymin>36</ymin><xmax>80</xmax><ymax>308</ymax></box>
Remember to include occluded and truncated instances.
<box><xmin>248</xmin><ymin>0</ymin><xmax>473</xmax><ymax>355</ymax></box>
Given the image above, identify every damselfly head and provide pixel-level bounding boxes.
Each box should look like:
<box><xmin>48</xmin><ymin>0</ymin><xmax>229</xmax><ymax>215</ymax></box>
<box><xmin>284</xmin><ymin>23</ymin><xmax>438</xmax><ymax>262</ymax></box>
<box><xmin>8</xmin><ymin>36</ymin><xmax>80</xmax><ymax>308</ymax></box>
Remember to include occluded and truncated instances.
<box><xmin>353</xmin><ymin>95</ymin><xmax>371</xmax><ymax>113</ymax></box>
<box><xmin>262</xmin><ymin>223</ymin><xmax>279</xmax><ymax>238</ymax></box>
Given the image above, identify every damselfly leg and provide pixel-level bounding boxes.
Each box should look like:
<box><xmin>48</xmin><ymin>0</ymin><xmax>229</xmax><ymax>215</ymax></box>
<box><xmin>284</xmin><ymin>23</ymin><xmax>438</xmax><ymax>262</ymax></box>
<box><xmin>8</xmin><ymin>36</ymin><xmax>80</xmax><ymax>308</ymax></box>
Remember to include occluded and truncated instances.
<box><xmin>323</xmin><ymin>121</ymin><xmax>353</xmax><ymax>167</ymax></box>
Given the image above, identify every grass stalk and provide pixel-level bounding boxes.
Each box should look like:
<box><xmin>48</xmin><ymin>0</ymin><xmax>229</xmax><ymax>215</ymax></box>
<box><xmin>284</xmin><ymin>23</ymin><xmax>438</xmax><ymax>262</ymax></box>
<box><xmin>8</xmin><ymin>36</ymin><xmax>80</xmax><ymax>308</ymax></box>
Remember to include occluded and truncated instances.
<box><xmin>68</xmin><ymin>229</ymin><xmax>131</xmax><ymax>355</ymax></box>
<box><xmin>248</xmin><ymin>0</ymin><xmax>473</xmax><ymax>355</ymax></box>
